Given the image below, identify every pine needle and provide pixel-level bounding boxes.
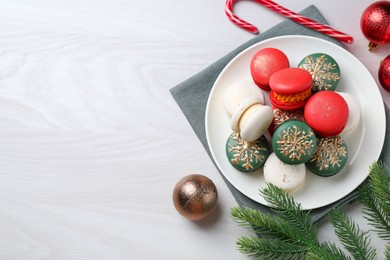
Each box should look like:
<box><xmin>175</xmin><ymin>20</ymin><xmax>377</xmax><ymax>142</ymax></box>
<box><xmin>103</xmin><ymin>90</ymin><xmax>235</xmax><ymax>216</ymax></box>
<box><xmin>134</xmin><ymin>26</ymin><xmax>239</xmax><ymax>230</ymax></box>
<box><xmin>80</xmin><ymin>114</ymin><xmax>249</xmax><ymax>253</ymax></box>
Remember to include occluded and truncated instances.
<box><xmin>231</xmin><ymin>162</ymin><xmax>390</xmax><ymax>259</ymax></box>
<box><xmin>385</xmin><ymin>243</ymin><xmax>390</xmax><ymax>260</ymax></box>
<box><xmin>231</xmin><ymin>206</ymin><xmax>302</xmax><ymax>243</ymax></box>
<box><xmin>260</xmin><ymin>183</ymin><xmax>318</xmax><ymax>245</ymax></box>
<box><xmin>329</xmin><ymin>208</ymin><xmax>376</xmax><ymax>260</ymax></box>
<box><xmin>358</xmin><ymin>161</ymin><xmax>390</xmax><ymax>240</ymax></box>
<box><xmin>306</xmin><ymin>241</ymin><xmax>351</xmax><ymax>260</ymax></box>
<box><xmin>236</xmin><ymin>236</ymin><xmax>306</xmax><ymax>260</ymax></box>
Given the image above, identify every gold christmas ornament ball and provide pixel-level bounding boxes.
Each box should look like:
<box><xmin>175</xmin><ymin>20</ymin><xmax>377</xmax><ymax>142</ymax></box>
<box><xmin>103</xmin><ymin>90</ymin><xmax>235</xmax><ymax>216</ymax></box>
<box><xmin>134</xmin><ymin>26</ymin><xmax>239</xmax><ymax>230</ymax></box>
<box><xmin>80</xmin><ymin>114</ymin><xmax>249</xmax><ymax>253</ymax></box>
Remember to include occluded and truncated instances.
<box><xmin>172</xmin><ymin>174</ymin><xmax>218</xmax><ymax>220</ymax></box>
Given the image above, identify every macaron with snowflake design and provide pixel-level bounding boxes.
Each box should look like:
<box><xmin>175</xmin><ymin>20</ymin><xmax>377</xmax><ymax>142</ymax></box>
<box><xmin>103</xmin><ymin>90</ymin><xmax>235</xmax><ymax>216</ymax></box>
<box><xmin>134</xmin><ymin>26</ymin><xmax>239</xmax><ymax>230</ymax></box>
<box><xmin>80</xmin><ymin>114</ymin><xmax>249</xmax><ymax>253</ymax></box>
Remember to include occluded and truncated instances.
<box><xmin>298</xmin><ymin>53</ymin><xmax>340</xmax><ymax>92</ymax></box>
<box><xmin>268</xmin><ymin>108</ymin><xmax>305</xmax><ymax>134</ymax></box>
<box><xmin>306</xmin><ymin>135</ymin><xmax>348</xmax><ymax>177</ymax></box>
<box><xmin>225</xmin><ymin>132</ymin><xmax>270</xmax><ymax>172</ymax></box>
<box><xmin>272</xmin><ymin>120</ymin><xmax>317</xmax><ymax>165</ymax></box>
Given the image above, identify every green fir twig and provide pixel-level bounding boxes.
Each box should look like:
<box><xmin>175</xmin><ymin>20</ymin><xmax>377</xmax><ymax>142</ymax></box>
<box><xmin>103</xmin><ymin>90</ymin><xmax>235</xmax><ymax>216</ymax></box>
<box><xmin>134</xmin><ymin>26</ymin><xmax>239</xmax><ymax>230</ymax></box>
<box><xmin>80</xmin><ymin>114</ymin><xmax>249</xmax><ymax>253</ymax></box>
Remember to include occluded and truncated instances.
<box><xmin>260</xmin><ymin>183</ymin><xmax>318</xmax><ymax>246</ymax></box>
<box><xmin>236</xmin><ymin>236</ymin><xmax>306</xmax><ymax>260</ymax></box>
<box><xmin>231</xmin><ymin>207</ymin><xmax>302</xmax><ymax>243</ymax></box>
<box><xmin>385</xmin><ymin>243</ymin><xmax>390</xmax><ymax>260</ymax></box>
<box><xmin>306</xmin><ymin>241</ymin><xmax>350</xmax><ymax>260</ymax></box>
<box><xmin>231</xmin><ymin>161</ymin><xmax>390</xmax><ymax>259</ymax></box>
<box><xmin>328</xmin><ymin>208</ymin><xmax>376</xmax><ymax>260</ymax></box>
<box><xmin>231</xmin><ymin>184</ymin><xmax>349</xmax><ymax>259</ymax></box>
<box><xmin>358</xmin><ymin>161</ymin><xmax>390</xmax><ymax>241</ymax></box>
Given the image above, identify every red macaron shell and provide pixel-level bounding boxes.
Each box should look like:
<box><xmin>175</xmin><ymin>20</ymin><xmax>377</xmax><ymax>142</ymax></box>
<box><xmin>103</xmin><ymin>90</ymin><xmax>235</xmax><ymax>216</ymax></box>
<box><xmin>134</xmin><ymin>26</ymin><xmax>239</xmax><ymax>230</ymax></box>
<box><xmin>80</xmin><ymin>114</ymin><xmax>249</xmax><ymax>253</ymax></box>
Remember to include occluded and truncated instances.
<box><xmin>269</xmin><ymin>68</ymin><xmax>312</xmax><ymax>94</ymax></box>
<box><xmin>304</xmin><ymin>91</ymin><xmax>349</xmax><ymax>137</ymax></box>
<box><xmin>250</xmin><ymin>48</ymin><xmax>289</xmax><ymax>91</ymax></box>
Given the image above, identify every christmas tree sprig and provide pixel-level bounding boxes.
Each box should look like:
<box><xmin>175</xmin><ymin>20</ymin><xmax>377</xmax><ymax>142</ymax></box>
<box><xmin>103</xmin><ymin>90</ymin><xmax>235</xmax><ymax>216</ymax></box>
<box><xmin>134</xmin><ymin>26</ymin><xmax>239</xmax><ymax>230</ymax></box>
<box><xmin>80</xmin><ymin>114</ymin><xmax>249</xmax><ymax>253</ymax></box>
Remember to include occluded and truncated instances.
<box><xmin>231</xmin><ymin>161</ymin><xmax>390</xmax><ymax>259</ymax></box>
<box><xmin>358</xmin><ymin>161</ymin><xmax>390</xmax><ymax>259</ymax></box>
<box><xmin>328</xmin><ymin>208</ymin><xmax>376</xmax><ymax>260</ymax></box>
<box><xmin>358</xmin><ymin>162</ymin><xmax>390</xmax><ymax>240</ymax></box>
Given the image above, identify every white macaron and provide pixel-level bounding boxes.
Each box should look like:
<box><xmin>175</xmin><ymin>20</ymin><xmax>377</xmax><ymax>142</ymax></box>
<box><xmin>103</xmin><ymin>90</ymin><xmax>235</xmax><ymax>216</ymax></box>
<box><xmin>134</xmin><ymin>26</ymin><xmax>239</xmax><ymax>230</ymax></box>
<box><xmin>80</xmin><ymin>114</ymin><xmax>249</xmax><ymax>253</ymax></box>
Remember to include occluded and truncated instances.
<box><xmin>239</xmin><ymin>104</ymin><xmax>273</xmax><ymax>142</ymax></box>
<box><xmin>337</xmin><ymin>92</ymin><xmax>360</xmax><ymax>135</ymax></box>
<box><xmin>230</xmin><ymin>99</ymin><xmax>261</xmax><ymax>133</ymax></box>
<box><xmin>223</xmin><ymin>80</ymin><xmax>265</xmax><ymax>117</ymax></box>
<box><xmin>263</xmin><ymin>153</ymin><xmax>306</xmax><ymax>193</ymax></box>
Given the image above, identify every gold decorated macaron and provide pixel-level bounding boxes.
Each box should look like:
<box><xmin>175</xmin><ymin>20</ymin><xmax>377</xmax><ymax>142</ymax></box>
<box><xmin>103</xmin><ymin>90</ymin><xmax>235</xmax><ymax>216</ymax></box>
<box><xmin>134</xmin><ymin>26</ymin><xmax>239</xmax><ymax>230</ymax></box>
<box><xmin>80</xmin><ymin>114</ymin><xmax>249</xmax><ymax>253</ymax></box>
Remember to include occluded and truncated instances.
<box><xmin>272</xmin><ymin>120</ymin><xmax>317</xmax><ymax>165</ymax></box>
<box><xmin>298</xmin><ymin>53</ymin><xmax>341</xmax><ymax>92</ymax></box>
<box><xmin>306</xmin><ymin>135</ymin><xmax>348</xmax><ymax>177</ymax></box>
<box><xmin>225</xmin><ymin>132</ymin><xmax>270</xmax><ymax>172</ymax></box>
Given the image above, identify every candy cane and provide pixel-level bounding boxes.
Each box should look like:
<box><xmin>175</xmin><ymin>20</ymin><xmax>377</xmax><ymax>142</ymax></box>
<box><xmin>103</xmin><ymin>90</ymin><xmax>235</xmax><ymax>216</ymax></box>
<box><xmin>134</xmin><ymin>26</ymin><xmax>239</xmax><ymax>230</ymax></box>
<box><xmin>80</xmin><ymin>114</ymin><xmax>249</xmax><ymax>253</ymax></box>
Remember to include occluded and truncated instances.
<box><xmin>225</xmin><ymin>0</ymin><xmax>354</xmax><ymax>44</ymax></box>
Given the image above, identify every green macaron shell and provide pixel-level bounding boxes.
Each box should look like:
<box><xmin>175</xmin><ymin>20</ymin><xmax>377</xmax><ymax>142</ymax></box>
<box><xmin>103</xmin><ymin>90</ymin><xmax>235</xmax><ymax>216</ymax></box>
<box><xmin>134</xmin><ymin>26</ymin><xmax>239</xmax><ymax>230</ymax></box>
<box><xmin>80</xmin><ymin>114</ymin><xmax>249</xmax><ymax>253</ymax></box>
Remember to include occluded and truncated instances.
<box><xmin>272</xmin><ymin>120</ymin><xmax>317</xmax><ymax>165</ymax></box>
<box><xmin>225</xmin><ymin>132</ymin><xmax>270</xmax><ymax>172</ymax></box>
<box><xmin>306</xmin><ymin>135</ymin><xmax>348</xmax><ymax>177</ymax></box>
<box><xmin>298</xmin><ymin>53</ymin><xmax>340</xmax><ymax>92</ymax></box>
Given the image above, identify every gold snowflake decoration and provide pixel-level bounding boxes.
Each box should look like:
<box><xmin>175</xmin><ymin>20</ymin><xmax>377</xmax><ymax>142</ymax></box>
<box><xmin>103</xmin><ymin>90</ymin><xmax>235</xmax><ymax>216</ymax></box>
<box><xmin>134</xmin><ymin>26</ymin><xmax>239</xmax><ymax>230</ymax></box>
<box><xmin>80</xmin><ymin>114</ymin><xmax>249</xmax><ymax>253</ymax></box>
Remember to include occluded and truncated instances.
<box><xmin>276</xmin><ymin>125</ymin><xmax>315</xmax><ymax>161</ymax></box>
<box><xmin>300</xmin><ymin>54</ymin><xmax>340</xmax><ymax>91</ymax></box>
<box><xmin>310</xmin><ymin>136</ymin><xmax>348</xmax><ymax>170</ymax></box>
<box><xmin>273</xmin><ymin>109</ymin><xmax>305</xmax><ymax>129</ymax></box>
<box><xmin>228</xmin><ymin>133</ymin><xmax>267</xmax><ymax>171</ymax></box>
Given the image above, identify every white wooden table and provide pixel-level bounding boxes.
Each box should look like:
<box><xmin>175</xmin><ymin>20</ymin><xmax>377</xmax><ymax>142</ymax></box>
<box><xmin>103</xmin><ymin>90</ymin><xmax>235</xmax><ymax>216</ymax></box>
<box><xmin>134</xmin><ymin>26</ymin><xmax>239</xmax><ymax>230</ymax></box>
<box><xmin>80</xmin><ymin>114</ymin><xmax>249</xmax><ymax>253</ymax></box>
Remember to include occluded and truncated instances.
<box><xmin>0</xmin><ymin>1</ymin><xmax>387</xmax><ymax>259</ymax></box>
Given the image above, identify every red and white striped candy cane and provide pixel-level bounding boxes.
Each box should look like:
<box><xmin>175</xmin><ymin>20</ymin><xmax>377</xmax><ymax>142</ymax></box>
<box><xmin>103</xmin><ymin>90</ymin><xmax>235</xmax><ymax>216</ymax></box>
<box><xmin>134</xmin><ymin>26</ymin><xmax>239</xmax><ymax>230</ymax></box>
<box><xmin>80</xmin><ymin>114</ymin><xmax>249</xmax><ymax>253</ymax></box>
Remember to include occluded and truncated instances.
<box><xmin>225</xmin><ymin>0</ymin><xmax>354</xmax><ymax>44</ymax></box>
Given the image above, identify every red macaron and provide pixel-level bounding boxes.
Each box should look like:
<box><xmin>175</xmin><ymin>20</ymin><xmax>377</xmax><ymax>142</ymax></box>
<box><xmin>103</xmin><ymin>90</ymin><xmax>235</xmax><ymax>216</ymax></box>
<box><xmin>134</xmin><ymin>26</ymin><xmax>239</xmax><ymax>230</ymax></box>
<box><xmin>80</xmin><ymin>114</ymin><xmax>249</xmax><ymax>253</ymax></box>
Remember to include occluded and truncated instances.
<box><xmin>250</xmin><ymin>48</ymin><xmax>289</xmax><ymax>91</ymax></box>
<box><xmin>304</xmin><ymin>91</ymin><xmax>349</xmax><ymax>137</ymax></box>
<box><xmin>269</xmin><ymin>67</ymin><xmax>313</xmax><ymax>111</ymax></box>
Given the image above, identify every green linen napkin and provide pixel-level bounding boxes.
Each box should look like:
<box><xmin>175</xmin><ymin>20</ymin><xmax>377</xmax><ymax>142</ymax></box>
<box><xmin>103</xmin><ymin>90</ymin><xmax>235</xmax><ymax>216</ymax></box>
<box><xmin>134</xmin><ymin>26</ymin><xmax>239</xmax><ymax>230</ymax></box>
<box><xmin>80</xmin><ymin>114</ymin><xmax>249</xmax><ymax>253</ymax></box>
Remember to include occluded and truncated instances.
<box><xmin>170</xmin><ymin>5</ymin><xmax>389</xmax><ymax>223</ymax></box>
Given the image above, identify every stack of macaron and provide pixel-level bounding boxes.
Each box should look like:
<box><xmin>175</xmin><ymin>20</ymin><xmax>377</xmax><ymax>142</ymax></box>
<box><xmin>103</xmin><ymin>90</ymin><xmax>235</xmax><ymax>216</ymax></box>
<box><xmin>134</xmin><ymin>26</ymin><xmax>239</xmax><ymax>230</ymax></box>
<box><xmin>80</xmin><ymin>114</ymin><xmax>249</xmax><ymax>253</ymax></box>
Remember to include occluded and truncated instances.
<box><xmin>223</xmin><ymin>47</ymin><xmax>361</xmax><ymax>193</ymax></box>
<box><xmin>223</xmin><ymin>80</ymin><xmax>273</xmax><ymax>172</ymax></box>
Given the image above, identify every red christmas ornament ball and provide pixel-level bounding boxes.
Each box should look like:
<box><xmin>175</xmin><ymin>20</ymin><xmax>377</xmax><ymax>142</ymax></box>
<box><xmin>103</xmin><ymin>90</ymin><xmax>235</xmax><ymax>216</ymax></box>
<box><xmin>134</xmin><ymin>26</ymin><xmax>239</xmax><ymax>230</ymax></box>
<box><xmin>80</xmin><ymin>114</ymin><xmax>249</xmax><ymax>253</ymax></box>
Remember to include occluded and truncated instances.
<box><xmin>360</xmin><ymin>1</ymin><xmax>390</xmax><ymax>51</ymax></box>
<box><xmin>379</xmin><ymin>55</ymin><xmax>390</xmax><ymax>92</ymax></box>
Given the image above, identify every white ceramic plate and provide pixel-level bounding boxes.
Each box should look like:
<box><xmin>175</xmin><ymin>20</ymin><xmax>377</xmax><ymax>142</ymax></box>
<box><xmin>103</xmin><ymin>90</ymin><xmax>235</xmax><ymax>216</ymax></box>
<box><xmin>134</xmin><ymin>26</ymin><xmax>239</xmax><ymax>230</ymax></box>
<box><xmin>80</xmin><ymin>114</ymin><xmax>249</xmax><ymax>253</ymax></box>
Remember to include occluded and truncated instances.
<box><xmin>205</xmin><ymin>35</ymin><xmax>386</xmax><ymax>210</ymax></box>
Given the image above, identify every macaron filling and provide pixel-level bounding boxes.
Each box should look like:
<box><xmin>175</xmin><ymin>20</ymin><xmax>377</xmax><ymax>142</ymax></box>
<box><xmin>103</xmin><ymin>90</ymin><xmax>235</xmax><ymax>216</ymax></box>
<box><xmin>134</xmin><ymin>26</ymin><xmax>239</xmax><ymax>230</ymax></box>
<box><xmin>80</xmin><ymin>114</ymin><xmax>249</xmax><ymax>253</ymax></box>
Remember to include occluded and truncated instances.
<box><xmin>271</xmin><ymin>88</ymin><xmax>312</xmax><ymax>103</ymax></box>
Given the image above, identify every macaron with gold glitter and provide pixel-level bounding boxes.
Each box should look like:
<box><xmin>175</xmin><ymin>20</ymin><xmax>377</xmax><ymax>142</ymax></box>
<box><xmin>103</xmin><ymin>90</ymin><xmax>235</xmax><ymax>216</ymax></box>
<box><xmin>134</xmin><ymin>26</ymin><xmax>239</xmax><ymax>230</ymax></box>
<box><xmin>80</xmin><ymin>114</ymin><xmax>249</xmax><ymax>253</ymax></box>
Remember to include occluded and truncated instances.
<box><xmin>298</xmin><ymin>53</ymin><xmax>341</xmax><ymax>92</ymax></box>
<box><xmin>225</xmin><ymin>132</ymin><xmax>270</xmax><ymax>172</ymax></box>
<box><xmin>269</xmin><ymin>68</ymin><xmax>313</xmax><ymax>111</ymax></box>
<box><xmin>272</xmin><ymin>120</ymin><xmax>317</xmax><ymax>165</ymax></box>
<box><xmin>306</xmin><ymin>135</ymin><xmax>348</xmax><ymax>177</ymax></box>
<box><xmin>250</xmin><ymin>48</ymin><xmax>290</xmax><ymax>91</ymax></box>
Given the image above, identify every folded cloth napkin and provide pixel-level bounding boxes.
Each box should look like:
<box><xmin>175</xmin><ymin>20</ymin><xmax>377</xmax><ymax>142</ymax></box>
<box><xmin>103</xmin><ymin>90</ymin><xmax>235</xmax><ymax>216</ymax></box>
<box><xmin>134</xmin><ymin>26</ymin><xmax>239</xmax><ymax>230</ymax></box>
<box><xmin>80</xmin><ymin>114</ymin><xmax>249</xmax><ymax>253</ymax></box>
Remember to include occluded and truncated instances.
<box><xmin>170</xmin><ymin>5</ymin><xmax>389</xmax><ymax>223</ymax></box>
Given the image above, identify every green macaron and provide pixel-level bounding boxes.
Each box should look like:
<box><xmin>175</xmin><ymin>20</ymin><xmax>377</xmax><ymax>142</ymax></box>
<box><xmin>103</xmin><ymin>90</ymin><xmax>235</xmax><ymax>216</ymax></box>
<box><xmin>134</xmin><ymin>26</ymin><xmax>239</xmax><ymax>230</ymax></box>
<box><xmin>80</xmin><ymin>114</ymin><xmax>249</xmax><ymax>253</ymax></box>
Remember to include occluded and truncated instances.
<box><xmin>225</xmin><ymin>132</ymin><xmax>270</xmax><ymax>172</ymax></box>
<box><xmin>298</xmin><ymin>53</ymin><xmax>340</xmax><ymax>92</ymax></box>
<box><xmin>272</xmin><ymin>120</ymin><xmax>317</xmax><ymax>165</ymax></box>
<box><xmin>306</xmin><ymin>135</ymin><xmax>348</xmax><ymax>177</ymax></box>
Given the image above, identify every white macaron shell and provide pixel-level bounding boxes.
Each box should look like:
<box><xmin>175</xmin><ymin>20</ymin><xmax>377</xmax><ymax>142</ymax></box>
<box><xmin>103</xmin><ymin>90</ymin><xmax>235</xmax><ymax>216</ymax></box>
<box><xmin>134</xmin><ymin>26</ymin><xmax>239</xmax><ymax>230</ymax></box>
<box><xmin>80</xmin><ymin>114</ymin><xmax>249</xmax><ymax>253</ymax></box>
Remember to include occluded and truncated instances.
<box><xmin>230</xmin><ymin>99</ymin><xmax>260</xmax><ymax>132</ymax></box>
<box><xmin>263</xmin><ymin>153</ymin><xmax>306</xmax><ymax>193</ymax></box>
<box><xmin>223</xmin><ymin>80</ymin><xmax>265</xmax><ymax>116</ymax></box>
<box><xmin>240</xmin><ymin>105</ymin><xmax>273</xmax><ymax>142</ymax></box>
<box><xmin>337</xmin><ymin>92</ymin><xmax>361</xmax><ymax>135</ymax></box>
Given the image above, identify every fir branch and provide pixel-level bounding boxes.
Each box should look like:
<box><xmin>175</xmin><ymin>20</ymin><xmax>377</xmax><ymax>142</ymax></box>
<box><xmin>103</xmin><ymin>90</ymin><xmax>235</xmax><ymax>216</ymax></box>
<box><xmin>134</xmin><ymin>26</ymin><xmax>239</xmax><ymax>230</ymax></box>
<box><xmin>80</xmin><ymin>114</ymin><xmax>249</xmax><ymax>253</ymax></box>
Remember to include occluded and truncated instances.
<box><xmin>385</xmin><ymin>243</ymin><xmax>390</xmax><ymax>260</ymax></box>
<box><xmin>306</xmin><ymin>241</ymin><xmax>351</xmax><ymax>260</ymax></box>
<box><xmin>231</xmin><ymin>207</ymin><xmax>304</xmax><ymax>243</ymax></box>
<box><xmin>358</xmin><ymin>162</ymin><xmax>390</xmax><ymax>240</ymax></box>
<box><xmin>260</xmin><ymin>183</ymin><xmax>318</xmax><ymax>245</ymax></box>
<box><xmin>231</xmin><ymin>163</ymin><xmax>390</xmax><ymax>259</ymax></box>
<box><xmin>328</xmin><ymin>208</ymin><xmax>376</xmax><ymax>260</ymax></box>
<box><xmin>236</xmin><ymin>236</ymin><xmax>306</xmax><ymax>260</ymax></box>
